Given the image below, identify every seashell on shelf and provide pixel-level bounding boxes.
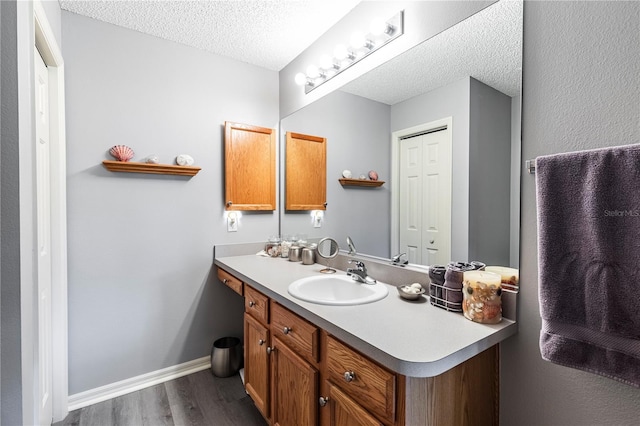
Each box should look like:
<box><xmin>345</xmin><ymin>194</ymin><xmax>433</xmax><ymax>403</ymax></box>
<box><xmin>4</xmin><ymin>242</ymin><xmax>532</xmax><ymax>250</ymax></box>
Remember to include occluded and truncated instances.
<box><xmin>368</xmin><ymin>170</ymin><xmax>379</xmax><ymax>181</ymax></box>
<box><xmin>145</xmin><ymin>155</ymin><xmax>159</xmax><ymax>164</ymax></box>
<box><xmin>175</xmin><ymin>154</ymin><xmax>194</xmax><ymax>166</ymax></box>
<box><xmin>109</xmin><ymin>145</ymin><xmax>134</xmax><ymax>162</ymax></box>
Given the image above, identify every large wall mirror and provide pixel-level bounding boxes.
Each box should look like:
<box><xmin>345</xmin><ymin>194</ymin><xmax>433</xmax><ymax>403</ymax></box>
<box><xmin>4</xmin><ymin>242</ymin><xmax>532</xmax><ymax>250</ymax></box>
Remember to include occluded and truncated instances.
<box><xmin>280</xmin><ymin>0</ymin><xmax>522</xmax><ymax>268</ymax></box>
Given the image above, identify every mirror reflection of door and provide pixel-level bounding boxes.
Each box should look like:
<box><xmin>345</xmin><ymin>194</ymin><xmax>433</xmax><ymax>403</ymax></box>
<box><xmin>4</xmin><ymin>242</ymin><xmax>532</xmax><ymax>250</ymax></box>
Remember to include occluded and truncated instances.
<box><xmin>399</xmin><ymin>124</ymin><xmax>451</xmax><ymax>266</ymax></box>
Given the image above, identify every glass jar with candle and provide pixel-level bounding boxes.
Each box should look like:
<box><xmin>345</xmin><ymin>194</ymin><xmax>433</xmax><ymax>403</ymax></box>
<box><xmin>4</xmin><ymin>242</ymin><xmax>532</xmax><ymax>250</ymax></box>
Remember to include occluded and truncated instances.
<box><xmin>484</xmin><ymin>266</ymin><xmax>519</xmax><ymax>292</ymax></box>
<box><xmin>462</xmin><ymin>270</ymin><xmax>502</xmax><ymax>324</ymax></box>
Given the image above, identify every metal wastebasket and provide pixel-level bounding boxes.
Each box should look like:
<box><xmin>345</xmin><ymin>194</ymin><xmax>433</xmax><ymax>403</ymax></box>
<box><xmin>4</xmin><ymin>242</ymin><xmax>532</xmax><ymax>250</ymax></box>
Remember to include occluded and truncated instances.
<box><xmin>211</xmin><ymin>337</ymin><xmax>242</xmax><ymax>378</ymax></box>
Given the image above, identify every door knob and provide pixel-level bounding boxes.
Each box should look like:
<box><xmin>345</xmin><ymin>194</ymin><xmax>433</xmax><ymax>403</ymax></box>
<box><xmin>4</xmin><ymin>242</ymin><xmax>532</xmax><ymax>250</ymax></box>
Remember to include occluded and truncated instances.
<box><xmin>319</xmin><ymin>396</ymin><xmax>329</xmax><ymax>407</ymax></box>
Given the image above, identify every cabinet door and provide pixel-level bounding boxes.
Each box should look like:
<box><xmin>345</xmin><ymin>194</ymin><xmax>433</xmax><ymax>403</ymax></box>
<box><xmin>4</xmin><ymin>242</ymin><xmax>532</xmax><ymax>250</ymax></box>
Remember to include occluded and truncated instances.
<box><xmin>285</xmin><ymin>132</ymin><xmax>326</xmax><ymax>211</ymax></box>
<box><xmin>244</xmin><ymin>313</ymin><xmax>270</xmax><ymax>419</ymax></box>
<box><xmin>326</xmin><ymin>382</ymin><xmax>382</xmax><ymax>426</ymax></box>
<box><xmin>271</xmin><ymin>336</ymin><xmax>319</xmax><ymax>426</ymax></box>
<box><xmin>225</xmin><ymin>121</ymin><xmax>276</xmax><ymax>211</ymax></box>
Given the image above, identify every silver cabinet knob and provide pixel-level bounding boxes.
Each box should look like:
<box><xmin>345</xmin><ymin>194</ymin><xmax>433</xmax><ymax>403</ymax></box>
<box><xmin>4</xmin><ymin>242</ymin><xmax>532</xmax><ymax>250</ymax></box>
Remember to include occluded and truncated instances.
<box><xmin>227</xmin><ymin>201</ymin><xmax>233</xmax><ymax>206</ymax></box>
<box><xmin>222</xmin><ymin>278</ymin><xmax>228</xmax><ymax>284</ymax></box>
<box><xmin>343</xmin><ymin>371</ymin><xmax>355</xmax><ymax>382</ymax></box>
<box><xmin>249</xmin><ymin>301</ymin><xmax>255</xmax><ymax>307</ymax></box>
<box><xmin>283</xmin><ymin>326</ymin><xmax>291</xmax><ymax>335</ymax></box>
<box><xmin>266</xmin><ymin>346</ymin><xmax>274</xmax><ymax>355</ymax></box>
<box><xmin>258</xmin><ymin>339</ymin><xmax>265</xmax><ymax>346</ymax></box>
<box><xmin>319</xmin><ymin>396</ymin><xmax>329</xmax><ymax>407</ymax></box>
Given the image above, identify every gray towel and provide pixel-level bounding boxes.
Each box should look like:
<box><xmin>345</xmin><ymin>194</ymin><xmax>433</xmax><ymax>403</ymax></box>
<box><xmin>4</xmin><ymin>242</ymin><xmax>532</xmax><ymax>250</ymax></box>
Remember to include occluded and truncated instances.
<box><xmin>536</xmin><ymin>144</ymin><xmax>640</xmax><ymax>388</ymax></box>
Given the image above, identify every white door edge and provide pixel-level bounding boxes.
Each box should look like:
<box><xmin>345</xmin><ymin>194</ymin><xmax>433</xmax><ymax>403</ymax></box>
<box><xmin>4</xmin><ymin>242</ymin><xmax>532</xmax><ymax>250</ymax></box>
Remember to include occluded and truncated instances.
<box><xmin>33</xmin><ymin>1</ymin><xmax>69</xmax><ymax>423</ymax></box>
<box><xmin>391</xmin><ymin>117</ymin><xmax>453</xmax><ymax>259</ymax></box>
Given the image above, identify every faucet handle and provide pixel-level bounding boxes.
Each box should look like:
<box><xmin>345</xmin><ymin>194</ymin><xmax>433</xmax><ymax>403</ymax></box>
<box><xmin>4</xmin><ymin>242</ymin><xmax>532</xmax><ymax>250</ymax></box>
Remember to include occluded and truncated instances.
<box><xmin>348</xmin><ymin>260</ymin><xmax>365</xmax><ymax>271</ymax></box>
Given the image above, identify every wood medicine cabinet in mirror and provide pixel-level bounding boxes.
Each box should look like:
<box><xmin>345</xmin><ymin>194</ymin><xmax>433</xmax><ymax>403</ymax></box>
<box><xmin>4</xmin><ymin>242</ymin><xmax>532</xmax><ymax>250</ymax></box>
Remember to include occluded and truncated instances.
<box><xmin>285</xmin><ymin>132</ymin><xmax>326</xmax><ymax>211</ymax></box>
<box><xmin>224</xmin><ymin>121</ymin><xmax>276</xmax><ymax>211</ymax></box>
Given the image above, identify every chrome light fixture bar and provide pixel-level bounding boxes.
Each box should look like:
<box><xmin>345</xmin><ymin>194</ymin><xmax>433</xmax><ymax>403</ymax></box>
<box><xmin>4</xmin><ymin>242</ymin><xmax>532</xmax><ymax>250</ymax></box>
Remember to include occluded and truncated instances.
<box><xmin>295</xmin><ymin>10</ymin><xmax>404</xmax><ymax>94</ymax></box>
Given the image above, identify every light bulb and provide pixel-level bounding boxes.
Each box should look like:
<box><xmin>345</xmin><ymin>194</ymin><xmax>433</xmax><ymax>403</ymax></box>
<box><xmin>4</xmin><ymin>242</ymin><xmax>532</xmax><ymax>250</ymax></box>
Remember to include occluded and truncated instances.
<box><xmin>333</xmin><ymin>44</ymin><xmax>349</xmax><ymax>61</ymax></box>
<box><xmin>294</xmin><ymin>72</ymin><xmax>307</xmax><ymax>86</ymax></box>
<box><xmin>350</xmin><ymin>31</ymin><xmax>366</xmax><ymax>49</ymax></box>
<box><xmin>370</xmin><ymin>17</ymin><xmax>389</xmax><ymax>35</ymax></box>
<box><xmin>319</xmin><ymin>54</ymin><xmax>334</xmax><ymax>70</ymax></box>
<box><xmin>306</xmin><ymin>64</ymin><xmax>320</xmax><ymax>79</ymax></box>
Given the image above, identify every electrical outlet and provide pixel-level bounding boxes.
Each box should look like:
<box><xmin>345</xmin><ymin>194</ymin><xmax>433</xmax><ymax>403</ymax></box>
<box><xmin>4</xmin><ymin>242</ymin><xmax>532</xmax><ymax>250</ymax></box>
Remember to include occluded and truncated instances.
<box><xmin>227</xmin><ymin>215</ymin><xmax>238</xmax><ymax>232</ymax></box>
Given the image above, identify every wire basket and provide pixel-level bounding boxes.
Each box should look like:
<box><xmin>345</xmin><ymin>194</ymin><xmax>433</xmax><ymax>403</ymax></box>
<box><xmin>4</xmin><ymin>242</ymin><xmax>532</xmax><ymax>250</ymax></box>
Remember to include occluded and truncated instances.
<box><xmin>428</xmin><ymin>282</ymin><xmax>462</xmax><ymax>312</ymax></box>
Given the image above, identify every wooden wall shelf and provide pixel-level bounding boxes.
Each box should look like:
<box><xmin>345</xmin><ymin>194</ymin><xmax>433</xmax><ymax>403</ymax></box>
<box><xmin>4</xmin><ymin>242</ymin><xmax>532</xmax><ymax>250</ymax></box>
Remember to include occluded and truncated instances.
<box><xmin>338</xmin><ymin>178</ymin><xmax>385</xmax><ymax>187</ymax></box>
<box><xmin>102</xmin><ymin>160</ymin><xmax>201</xmax><ymax>176</ymax></box>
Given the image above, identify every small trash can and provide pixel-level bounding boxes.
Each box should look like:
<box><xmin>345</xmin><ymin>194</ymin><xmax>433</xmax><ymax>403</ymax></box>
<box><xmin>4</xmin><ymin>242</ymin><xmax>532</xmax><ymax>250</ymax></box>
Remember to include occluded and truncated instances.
<box><xmin>211</xmin><ymin>337</ymin><xmax>242</xmax><ymax>378</ymax></box>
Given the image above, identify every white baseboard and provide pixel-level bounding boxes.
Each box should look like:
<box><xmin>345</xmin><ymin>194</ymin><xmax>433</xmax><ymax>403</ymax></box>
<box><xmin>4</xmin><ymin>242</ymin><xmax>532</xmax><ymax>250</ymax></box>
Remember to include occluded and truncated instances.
<box><xmin>68</xmin><ymin>356</ymin><xmax>211</xmax><ymax>412</ymax></box>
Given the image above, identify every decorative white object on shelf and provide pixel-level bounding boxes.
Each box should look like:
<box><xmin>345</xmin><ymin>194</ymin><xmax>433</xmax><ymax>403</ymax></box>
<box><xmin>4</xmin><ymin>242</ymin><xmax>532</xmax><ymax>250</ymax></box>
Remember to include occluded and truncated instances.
<box><xmin>342</xmin><ymin>169</ymin><xmax>352</xmax><ymax>178</ymax></box>
<box><xmin>359</xmin><ymin>174</ymin><xmax>367</xmax><ymax>180</ymax></box>
<box><xmin>145</xmin><ymin>155</ymin><xmax>159</xmax><ymax>164</ymax></box>
<box><xmin>176</xmin><ymin>154</ymin><xmax>194</xmax><ymax>166</ymax></box>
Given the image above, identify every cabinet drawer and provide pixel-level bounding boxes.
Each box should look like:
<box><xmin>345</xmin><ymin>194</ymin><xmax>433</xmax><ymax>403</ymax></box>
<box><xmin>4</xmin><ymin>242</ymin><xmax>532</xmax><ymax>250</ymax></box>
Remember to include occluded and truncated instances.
<box><xmin>245</xmin><ymin>285</ymin><xmax>269</xmax><ymax>324</ymax></box>
<box><xmin>326</xmin><ymin>335</ymin><xmax>396</xmax><ymax>423</ymax></box>
<box><xmin>271</xmin><ymin>302</ymin><xmax>319</xmax><ymax>363</ymax></box>
<box><xmin>217</xmin><ymin>268</ymin><xmax>243</xmax><ymax>296</ymax></box>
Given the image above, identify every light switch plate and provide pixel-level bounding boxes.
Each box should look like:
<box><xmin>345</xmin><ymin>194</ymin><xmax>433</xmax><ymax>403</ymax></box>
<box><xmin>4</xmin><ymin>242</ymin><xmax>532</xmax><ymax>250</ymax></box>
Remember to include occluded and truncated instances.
<box><xmin>313</xmin><ymin>216</ymin><xmax>322</xmax><ymax>228</ymax></box>
<box><xmin>227</xmin><ymin>216</ymin><xmax>238</xmax><ymax>232</ymax></box>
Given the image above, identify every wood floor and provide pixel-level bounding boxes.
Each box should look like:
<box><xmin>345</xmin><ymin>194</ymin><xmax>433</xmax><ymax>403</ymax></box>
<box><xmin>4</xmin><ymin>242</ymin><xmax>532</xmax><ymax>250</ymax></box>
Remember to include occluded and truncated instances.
<box><xmin>54</xmin><ymin>370</ymin><xmax>267</xmax><ymax>426</ymax></box>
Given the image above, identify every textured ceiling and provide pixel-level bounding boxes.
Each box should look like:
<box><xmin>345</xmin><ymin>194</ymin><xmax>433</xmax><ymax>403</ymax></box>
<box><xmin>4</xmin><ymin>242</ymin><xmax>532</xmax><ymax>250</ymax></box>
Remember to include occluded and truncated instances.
<box><xmin>58</xmin><ymin>0</ymin><xmax>361</xmax><ymax>71</ymax></box>
<box><xmin>341</xmin><ymin>0</ymin><xmax>523</xmax><ymax>105</ymax></box>
<box><xmin>59</xmin><ymin>1</ymin><xmax>522</xmax><ymax>104</ymax></box>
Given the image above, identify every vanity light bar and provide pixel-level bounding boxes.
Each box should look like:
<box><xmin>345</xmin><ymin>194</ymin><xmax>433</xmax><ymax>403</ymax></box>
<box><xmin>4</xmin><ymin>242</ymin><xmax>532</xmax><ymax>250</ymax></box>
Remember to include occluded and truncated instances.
<box><xmin>295</xmin><ymin>10</ymin><xmax>404</xmax><ymax>94</ymax></box>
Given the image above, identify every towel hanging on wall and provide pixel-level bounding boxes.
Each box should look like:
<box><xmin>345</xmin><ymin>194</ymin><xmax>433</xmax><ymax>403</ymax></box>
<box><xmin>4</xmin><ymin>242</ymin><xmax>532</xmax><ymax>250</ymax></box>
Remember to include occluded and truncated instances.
<box><xmin>536</xmin><ymin>143</ymin><xmax>640</xmax><ymax>388</ymax></box>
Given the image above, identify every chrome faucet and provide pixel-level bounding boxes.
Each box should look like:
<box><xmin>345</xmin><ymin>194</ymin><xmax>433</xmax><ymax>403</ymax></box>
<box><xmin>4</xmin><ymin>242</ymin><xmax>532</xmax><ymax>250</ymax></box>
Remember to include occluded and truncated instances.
<box><xmin>346</xmin><ymin>260</ymin><xmax>377</xmax><ymax>284</ymax></box>
<box><xmin>391</xmin><ymin>252</ymin><xmax>408</xmax><ymax>266</ymax></box>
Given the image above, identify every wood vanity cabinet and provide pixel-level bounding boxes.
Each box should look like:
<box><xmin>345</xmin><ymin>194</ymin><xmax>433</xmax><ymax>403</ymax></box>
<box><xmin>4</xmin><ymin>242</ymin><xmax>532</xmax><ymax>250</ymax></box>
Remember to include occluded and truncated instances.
<box><xmin>219</xmin><ymin>269</ymin><xmax>498</xmax><ymax>426</ymax></box>
<box><xmin>224</xmin><ymin>121</ymin><xmax>276</xmax><ymax>211</ymax></box>
<box><xmin>285</xmin><ymin>132</ymin><xmax>327</xmax><ymax>211</ymax></box>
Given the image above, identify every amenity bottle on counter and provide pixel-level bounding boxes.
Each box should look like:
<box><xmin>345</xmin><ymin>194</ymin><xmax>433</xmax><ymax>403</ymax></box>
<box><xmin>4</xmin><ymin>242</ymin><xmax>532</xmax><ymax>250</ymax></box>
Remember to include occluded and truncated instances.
<box><xmin>462</xmin><ymin>270</ymin><xmax>502</xmax><ymax>324</ymax></box>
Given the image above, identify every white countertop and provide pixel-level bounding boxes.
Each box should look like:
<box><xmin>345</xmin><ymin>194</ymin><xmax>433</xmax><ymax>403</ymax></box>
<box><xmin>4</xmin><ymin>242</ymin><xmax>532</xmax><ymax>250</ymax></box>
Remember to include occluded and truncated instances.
<box><xmin>214</xmin><ymin>254</ymin><xmax>517</xmax><ymax>378</ymax></box>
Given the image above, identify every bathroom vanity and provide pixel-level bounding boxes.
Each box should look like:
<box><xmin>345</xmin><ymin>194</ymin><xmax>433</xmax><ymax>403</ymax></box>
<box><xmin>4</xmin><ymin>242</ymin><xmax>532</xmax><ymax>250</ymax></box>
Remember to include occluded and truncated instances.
<box><xmin>214</xmin><ymin>245</ymin><xmax>517</xmax><ymax>426</ymax></box>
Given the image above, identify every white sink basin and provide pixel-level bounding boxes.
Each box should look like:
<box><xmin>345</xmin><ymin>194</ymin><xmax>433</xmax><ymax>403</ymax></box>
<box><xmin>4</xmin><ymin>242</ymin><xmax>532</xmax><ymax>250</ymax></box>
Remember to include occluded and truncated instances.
<box><xmin>288</xmin><ymin>274</ymin><xmax>389</xmax><ymax>306</ymax></box>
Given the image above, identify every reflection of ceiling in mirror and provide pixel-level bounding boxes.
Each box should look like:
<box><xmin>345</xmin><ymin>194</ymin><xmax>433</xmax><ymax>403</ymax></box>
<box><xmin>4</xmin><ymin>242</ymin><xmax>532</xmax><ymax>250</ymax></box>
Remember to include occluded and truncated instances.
<box><xmin>340</xmin><ymin>0</ymin><xmax>522</xmax><ymax>105</ymax></box>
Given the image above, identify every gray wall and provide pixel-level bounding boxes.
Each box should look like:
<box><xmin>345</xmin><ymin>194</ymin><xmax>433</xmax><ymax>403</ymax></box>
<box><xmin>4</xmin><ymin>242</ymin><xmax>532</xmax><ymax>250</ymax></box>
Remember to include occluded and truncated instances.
<box><xmin>1</xmin><ymin>1</ymin><xmax>22</xmax><ymax>424</ymax></box>
<box><xmin>280</xmin><ymin>90</ymin><xmax>391</xmax><ymax>258</ymax></box>
<box><xmin>501</xmin><ymin>2</ymin><xmax>640</xmax><ymax>425</ymax></box>
<box><xmin>468</xmin><ymin>77</ymin><xmax>511</xmax><ymax>266</ymax></box>
<box><xmin>509</xmin><ymin>95</ymin><xmax>521</xmax><ymax>268</ymax></box>
<box><xmin>62</xmin><ymin>12</ymin><xmax>279</xmax><ymax>394</ymax></box>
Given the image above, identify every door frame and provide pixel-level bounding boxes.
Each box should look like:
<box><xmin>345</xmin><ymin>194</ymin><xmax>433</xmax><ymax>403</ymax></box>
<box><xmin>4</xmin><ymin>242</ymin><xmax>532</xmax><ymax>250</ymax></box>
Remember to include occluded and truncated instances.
<box><xmin>390</xmin><ymin>117</ymin><xmax>452</xmax><ymax>258</ymax></box>
<box><xmin>33</xmin><ymin>1</ymin><xmax>68</xmax><ymax>422</ymax></box>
